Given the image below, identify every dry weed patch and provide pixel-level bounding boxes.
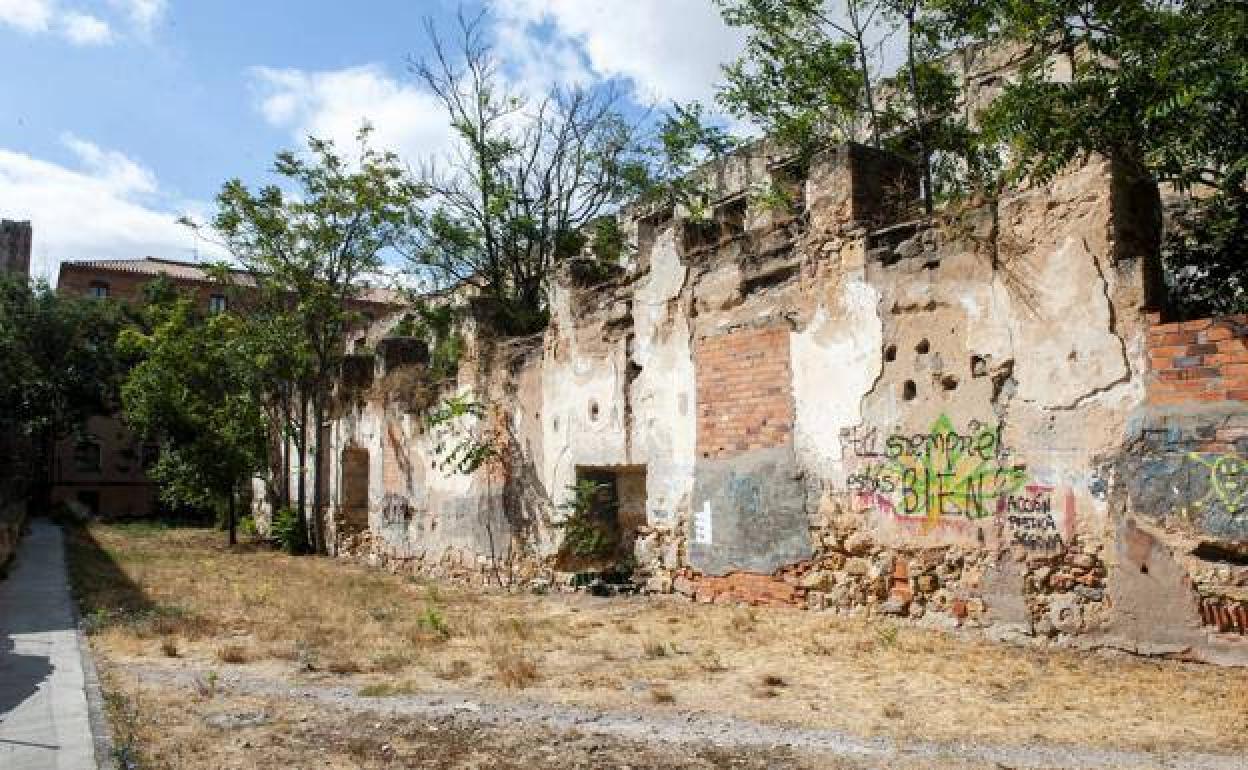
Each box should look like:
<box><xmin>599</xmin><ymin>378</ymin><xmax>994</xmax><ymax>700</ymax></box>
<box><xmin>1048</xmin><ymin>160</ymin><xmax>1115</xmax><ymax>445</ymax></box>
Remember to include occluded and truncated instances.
<box><xmin>72</xmin><ymin>523</ymin><xmax>1248</xmax><ymax>756</ymax></box>
<box><xmin>649</xmin><ymin>683</ymin><xmax>676</xmax><ymax>704</ymax></box>
<box><xmin>215</xmin><ymin>644</ymin><xmax>249</xmax><ymax>664</ymax></box>
<box><xmin>490</xmin><ymin>643</ymin><xmax>540</xmax><ymax>688</ymax></box>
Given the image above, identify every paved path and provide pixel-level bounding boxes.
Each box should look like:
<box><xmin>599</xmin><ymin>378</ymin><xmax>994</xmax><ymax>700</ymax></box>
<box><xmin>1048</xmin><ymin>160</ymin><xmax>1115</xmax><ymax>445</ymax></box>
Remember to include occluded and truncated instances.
<box><xmin>0</xmin><ymin>519</ymin><xmax>100</xmax><ymax>770</ymax></box>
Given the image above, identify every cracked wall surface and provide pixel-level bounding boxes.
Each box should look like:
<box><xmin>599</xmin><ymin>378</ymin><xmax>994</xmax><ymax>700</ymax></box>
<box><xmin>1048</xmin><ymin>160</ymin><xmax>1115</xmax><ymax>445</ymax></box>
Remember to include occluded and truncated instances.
<box><xmin>301</xmin><ymin>141</ymin><xmax>1248</xmax><ymax>665</ymax></box>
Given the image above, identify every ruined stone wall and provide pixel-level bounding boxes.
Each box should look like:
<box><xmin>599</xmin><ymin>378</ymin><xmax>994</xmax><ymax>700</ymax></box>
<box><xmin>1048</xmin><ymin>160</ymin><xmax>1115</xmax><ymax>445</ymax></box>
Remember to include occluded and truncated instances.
<box><xmin>315</xmin><ymin>142</ymin><xmax>1248</xmax><ymax>665</ymax></box>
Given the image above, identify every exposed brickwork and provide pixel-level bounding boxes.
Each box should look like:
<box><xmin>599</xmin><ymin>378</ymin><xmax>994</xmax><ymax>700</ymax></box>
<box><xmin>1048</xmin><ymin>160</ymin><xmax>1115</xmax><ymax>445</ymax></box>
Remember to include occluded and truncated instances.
<box><xmin>695</xmin><ymin>326</ymin><xmax>794</xmax><ymax>459</ymax></box>
<box><xmin>1199</xmin><ymin>597</ymin><xmax>1248</xmax><ymax>634</ymax></box>
<box><xmin>1147</xmin><ymin>313</ymin><xmax>1248</xmax><ymax>406</ymax></box>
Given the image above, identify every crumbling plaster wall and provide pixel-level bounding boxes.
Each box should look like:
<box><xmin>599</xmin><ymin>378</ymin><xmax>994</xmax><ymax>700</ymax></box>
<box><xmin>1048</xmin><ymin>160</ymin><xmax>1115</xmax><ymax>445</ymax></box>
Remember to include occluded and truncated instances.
<box><xmin>315</xmin><ymin>140</ymin><xmax>1246</xmax><ymax>663</ymax></box>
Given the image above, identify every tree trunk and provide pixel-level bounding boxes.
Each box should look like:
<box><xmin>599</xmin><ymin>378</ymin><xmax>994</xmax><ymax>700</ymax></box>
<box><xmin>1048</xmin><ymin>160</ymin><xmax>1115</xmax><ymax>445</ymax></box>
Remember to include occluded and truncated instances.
<box><xmin>905</xmin><ymin>5</ymin><xmax>934</xmax><ymax>215</ymax></box>
<box><xmin>847</xmin><ymin>2</ymin><xmax>879</xmax><ymax>147</ymax></box>
<box><xmin>311</xmin><ymin>389</ymin><xmax>327</xmax><ymax>555</ymax></box>
<box><xmin>227</xmin><ymin>485</ymin><xmax>237</xmax><ymax>546</ymax></box>
<box><xmin>280</xmin><ymin>387</ymin><xmax>291</xmax><ymax>511</ymax></box>
<box><xmin>296</xmin><ymin>390</ymin><xmax>309</xmax><ymax>551</ymax></box>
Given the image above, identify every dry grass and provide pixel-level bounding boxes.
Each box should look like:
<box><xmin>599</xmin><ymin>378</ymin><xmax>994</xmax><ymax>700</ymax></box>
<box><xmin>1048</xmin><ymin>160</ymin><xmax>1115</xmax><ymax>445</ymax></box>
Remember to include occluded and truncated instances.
<box><xmin>327</xmin><ymin>658</ymin><xmax>363</xmax><ymax>675</ymax></box>
<box><xmin>489</xmin><ymin>643</ymin><xmax>540</xmax><ymax>688</ymax></box>
<box><xmin>358</xmin><ymin>681</ymin><xmax>418</xmax><ymax>697</ymax></box>
<box><xmin>215</xmin><ymin>644</ymin><xmax>249</xmax><ymax>664</ymax></box>
<box><xmin>649</xmin><ymin>683</ymin><xmax>675</xmax><ymax>704</ymax></box>
<box><xmin>433</xmin><ymin>659</ymin><xmax>473</xmax><ymax>681</ymax></box>
<box><xmin>71</xmin><ymin>523</ymin><xmax>1248</xmax><ymax>755</ymax></box>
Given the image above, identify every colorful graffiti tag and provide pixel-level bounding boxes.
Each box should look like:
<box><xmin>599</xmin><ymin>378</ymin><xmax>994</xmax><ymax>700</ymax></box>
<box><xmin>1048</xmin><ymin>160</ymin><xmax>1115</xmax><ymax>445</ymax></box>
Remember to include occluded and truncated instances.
<box><xmin>846</xmin><ymin>415</ymin><xmax>1028</xmax><ymax>528</ymax></box>
<box><xmin>1186</xmin><ymin>452</ymin><xmax>1248</xmax><ymax>538</ymax></box>
<box><xmin>1127</xmin><ymin>433</ymin><xmax>1248</xmax><ymax>541</ymax></box>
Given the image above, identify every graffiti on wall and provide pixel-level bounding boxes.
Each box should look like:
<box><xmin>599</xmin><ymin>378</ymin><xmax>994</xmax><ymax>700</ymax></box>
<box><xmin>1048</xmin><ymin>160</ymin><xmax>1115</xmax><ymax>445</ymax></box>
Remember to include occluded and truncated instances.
<box><xmin>1002</xmin><ymin>485</ymin><xmax>1070</xmax><ymax>550</ymax></box>
<box><xmin>1186</xmin><ymin>452</ymin><xmax>1247</xmax><ymax>538</ymax></box>
<box><xmin>1128</xmin><ymin>443</ymin><xmax>1248</xmax><ymax>541</ymax></box>
<box><xmin>846</xmin><ymin>415</ymin><xmax>1029</xmax><ymax>528</ymax></box>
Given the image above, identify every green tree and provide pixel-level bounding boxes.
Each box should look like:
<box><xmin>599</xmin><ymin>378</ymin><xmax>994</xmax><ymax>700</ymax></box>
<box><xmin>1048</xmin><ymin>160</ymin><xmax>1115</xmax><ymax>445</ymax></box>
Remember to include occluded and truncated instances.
<box><xmin>715</xmin><ymin>1</ymin><xmax>970</xmax><ymax>208</ymax></box>
<box><xmin>119</xmin><ymin>294</ymin><xmax>267</xmax><ymax>545</ymax></box>
<box><xmin>717</xmin><ymin>0</ymin><xmax>875</xmax><ymax>154</ymax></box>
<box><xmin>188</xmin><ymin>128</ymin><xmax>421</xmax><ymax>552</ymax></box>
<box><xmin>0</xmin><ymin>274</ymin><xmax>128</xmax><ymax>506</ymax></box>
<box><xmin>947</xmin><ymin>0</ymin><xmax>1248</xmax><ymax>313</ymax></box>
<box><xmin>406</xmin><ymin>11</ymin><xmax>650</xmax><ymax>335</ymax></box>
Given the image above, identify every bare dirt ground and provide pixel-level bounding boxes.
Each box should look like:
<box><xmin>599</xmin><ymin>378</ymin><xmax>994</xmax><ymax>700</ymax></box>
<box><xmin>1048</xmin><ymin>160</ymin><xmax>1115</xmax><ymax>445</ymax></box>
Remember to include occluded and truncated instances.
<box><xmin>69</xmin><ymin>522</ymin><xmax>1248</xmax><ymax>769</ymax></box>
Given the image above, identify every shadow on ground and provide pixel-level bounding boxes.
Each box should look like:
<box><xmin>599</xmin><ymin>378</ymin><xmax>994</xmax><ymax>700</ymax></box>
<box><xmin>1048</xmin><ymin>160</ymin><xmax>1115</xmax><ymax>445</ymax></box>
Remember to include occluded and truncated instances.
<box><xmin>61</xmin><ymin>520</ymin><xmax>157</xmax><ymax>620</ymax></box>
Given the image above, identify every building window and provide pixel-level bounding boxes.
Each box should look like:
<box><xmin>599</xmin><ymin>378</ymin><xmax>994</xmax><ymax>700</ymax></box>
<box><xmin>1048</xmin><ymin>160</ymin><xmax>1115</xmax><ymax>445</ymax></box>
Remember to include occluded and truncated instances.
<box><xmin>208</xmin><ymin>294</ymin><xmax>227</xmax><ymax>314</ymax></box>
<box><xmin>73</xmin><ymin>438</ymin><xmax>102</xmax><ymax>472</ymax></box>
<box><xmin>88</xmin><ymin>281</ymin><xmax>109</xmax><ymax>299</ymax></box>
<box><xmin>76</xmin><ymin>491</ymin><xmax>100</xmax><ymax>517</ymax></box>
<box><xmin>141</xmin><ymin>444</ymin><xmax>160</xmax><ymax>471</ymax></box>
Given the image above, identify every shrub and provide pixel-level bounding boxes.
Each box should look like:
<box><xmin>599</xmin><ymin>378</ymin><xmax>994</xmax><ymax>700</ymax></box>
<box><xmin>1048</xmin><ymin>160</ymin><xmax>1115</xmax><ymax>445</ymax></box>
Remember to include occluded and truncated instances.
<box><xmin>555</xmin><ymin>480</ymin><xmax>617</xmax><ymax>558</ymax></box>
<box><xmin>421</xmin><ymin>605</ymin><xmax>450</xmax><ymax>640</ymax></box>
<box><xmin>270</xmin><ymin>507</ymin><xmax>306</xmax><ymax>554</ymax></box>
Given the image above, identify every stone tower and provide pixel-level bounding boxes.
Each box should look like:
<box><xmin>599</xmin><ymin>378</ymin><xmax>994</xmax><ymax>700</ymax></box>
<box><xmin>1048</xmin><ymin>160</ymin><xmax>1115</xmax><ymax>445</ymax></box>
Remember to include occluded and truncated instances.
<box><xmin>0</xmin><ymin>220</ymin><xmax>32</xmax><ymax>276</ymax></box>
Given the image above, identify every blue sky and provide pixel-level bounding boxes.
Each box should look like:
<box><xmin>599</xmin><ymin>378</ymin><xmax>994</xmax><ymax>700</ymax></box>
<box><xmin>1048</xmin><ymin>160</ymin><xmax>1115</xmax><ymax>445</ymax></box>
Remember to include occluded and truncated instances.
<box><xmin>0</xmin><ymin>0</ymin><xmax>749</xmax><ymax>281</ymax></box>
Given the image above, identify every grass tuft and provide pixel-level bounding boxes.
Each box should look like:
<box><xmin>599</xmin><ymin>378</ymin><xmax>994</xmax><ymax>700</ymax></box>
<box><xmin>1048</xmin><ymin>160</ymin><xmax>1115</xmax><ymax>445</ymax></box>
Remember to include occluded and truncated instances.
<box><xmin>215</xmin><ymin>644</ymin><xmax>249</xmax><ymax>664</ymax></box>
<box><xmin>490</xmin><ymin>643</ymin><xmax>539</xmax><ymax>688</ymax></box>
<box><xmin>649</xmin><ymin>683</ymin><xmax>676</xmax><ymax>704</ymax></box>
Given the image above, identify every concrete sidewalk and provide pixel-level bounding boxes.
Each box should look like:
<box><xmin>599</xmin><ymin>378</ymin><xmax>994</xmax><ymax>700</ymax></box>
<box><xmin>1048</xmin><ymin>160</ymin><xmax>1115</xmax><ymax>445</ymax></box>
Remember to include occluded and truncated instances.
<box><xmin>0</xmin><ymin>519</ymin><xmax>101</xmax><ymax>770</ymax></box>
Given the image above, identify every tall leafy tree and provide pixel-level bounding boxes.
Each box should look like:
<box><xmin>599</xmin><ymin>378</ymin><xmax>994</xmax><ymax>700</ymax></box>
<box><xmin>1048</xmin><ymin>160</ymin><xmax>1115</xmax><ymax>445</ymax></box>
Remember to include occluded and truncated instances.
<box><xmin>0</xmin><ymin>274</ymin><xmax>128</xmax><ymax>507</ymax></box>
<box><xmin>187</xmin><ymin>129</ymin><xmax>421</xmax><ymax>552</ymax></box>
<box><xmin>716</xmin><ymin>1</ymin><xmax>967</xmax><ymax>208</ymax></box>
<box><xmin>717</xmin><ymin>0</ymin><xmax>878</xmax><ymax>153</ymax></box>
<box><xmin>405</xmin><ymin>11</ymin><xmax>650</xmax><ymax>335</ymax></box>
<box><xmin>119</xmin><ymin>294</ymin><xmax>268</xmax><ymax>544</ymax></box>
<box><xmin>937</xmin><ymin>0</ymin><xmax>1247</xmax><ymax>314</ymax></box>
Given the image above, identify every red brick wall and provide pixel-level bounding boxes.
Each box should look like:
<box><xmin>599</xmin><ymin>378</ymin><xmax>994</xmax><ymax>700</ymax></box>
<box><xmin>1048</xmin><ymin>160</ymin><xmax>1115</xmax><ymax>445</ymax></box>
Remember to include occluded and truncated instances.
<box><xmin>694</xmin><ymin>326</ymin><xmax>794</xmax><ymax>459</ymax></box>
<box><xmin>1147</xmin><ymin>314</ymin><xmax>1248</xmax><ymax>405</ymax></box>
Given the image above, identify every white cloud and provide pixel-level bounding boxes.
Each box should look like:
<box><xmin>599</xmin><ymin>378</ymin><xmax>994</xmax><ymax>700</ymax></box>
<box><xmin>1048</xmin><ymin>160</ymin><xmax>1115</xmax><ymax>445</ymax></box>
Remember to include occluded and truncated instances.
<box><xmin>0</xmin><ymin>0</ymin><xmax>53</xmax><ymax>32</ymax></box>
<box><xmin>109</xmin><ymin>0</ymin><xmax>162</xmax><ymax>33</ymax></box>
<box><xmin>1</xmin><ymin>0</ymin><xmax>161</xmax><ymax>44</ymax></box>
<box><xmin>491</xmin><ymin>0</ymin><xmax>748</xmax><ymax>105</ymax></box>
<box><xmin>61</xmin><ymin>132</ymin><xmax>157</xmax><ymax>193</ymax></box>
<box><xmin>61</xmin><ymin>11</ymin><xmax>111</xmax><ymax>44</ymax></box>
<box><xmin>0</xmin><ymin>137</ymin><xmax>218</xmax><ymax>282</ymax></box>
<box><xmin>250</xmin><ymin>64</ymin><xmax>456</xmax><ymax>167</ymax></box>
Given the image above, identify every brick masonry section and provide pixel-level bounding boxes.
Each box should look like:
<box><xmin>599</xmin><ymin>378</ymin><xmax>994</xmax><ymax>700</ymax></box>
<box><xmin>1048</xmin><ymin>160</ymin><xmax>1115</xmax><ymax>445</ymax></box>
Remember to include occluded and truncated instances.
<box><xmin>1146</xmin><ymin>313</ymin><xmax>1248</xmax><ymax>406</ymax></box>
<box><xmin>694</xmin><ymin>326</ymin><xmax>794</xmax><ymax>459</ymax></box>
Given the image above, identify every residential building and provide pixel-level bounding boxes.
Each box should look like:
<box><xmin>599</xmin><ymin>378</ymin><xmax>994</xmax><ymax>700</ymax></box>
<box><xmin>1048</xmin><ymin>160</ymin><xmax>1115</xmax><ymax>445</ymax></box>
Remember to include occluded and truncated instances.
<box><xmin>52</xmin><ymin>256</ymin><xmax>402</xmax><ymax>517</ymax></box>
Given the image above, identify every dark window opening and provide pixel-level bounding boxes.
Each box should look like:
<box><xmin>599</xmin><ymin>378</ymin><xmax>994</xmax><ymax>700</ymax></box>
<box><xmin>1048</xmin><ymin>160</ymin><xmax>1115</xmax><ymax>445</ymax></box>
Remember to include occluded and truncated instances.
<box><xmin>88</xmin><ymin>281</ymin><xmax>109</xmax><ymax>299</ymax></box>
<box><xmin>77</xmin><ymin>491</ymin><xmax>100</xmax><ymax>517</ymax></box>
<box><xmin>902</xmin><ymin>380</ymin><xmax>917</xmax><ymax>401</ymax></box>
<box><xmin>208</xmin><ymin>294</ymin><xmax>227</xmax><ymax>314</ymax></box>
<box><xmin>714</xmin><ymin>196</ymin><xmax>748</xmax><ymax>240</ymax></box>
<box><xmin>73</xmin><ymin>438</ymin><xmax>102</xmax><ymax>472</ymax></box>
<box><xmin>141</xmin><ymin>444</ymin><xmax>160</xmax><ymax>471</ymax></box>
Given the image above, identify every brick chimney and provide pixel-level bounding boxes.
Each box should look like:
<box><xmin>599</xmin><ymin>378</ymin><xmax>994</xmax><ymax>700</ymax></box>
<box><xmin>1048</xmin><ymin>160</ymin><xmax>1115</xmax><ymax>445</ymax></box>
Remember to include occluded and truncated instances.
<box><xmin>0</xmin><ymin>220</ymin><xmax>32</xmax><ymax>276</ymax></box>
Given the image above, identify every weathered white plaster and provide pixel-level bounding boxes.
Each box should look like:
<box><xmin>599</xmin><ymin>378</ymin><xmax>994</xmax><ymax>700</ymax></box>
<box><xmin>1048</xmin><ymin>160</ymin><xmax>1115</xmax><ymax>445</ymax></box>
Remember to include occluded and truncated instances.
<box><xmin>790</xmin><ymin>279</ymin><xmax>883</xmax><ymax>482</ymax></box>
